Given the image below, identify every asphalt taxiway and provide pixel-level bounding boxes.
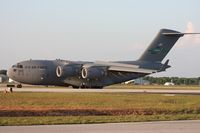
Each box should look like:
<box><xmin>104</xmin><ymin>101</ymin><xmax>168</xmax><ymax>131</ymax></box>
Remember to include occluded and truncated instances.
<box><xmin>1</xmin><ymin>87</ymin><xmax>200</xmax><ymax>95</ymax></box>
<box><xmin>1</xmin><ymin>120</ymin><xmax>200</xmax><ymax>133</ymax></box>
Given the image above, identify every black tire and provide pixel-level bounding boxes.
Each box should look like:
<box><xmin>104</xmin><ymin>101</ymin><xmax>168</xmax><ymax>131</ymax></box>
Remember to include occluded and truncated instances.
<box><xmin>72</xmin><ymin>86</ymin><xmax>79</xmax><ymax>89</ymax></box>
<box><xmin>17</xmin><ymin>84</ymin><xmax>22</xmax><ymax>88</ymax></box>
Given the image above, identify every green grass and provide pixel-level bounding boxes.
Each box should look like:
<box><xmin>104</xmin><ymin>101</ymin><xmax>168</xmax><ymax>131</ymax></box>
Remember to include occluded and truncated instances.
<box><xmin>1</xmin><ymin>92</ymin><xmax>200</xmax><ymax>126</ymax></box>
<box><xmin>1</xmin><ymin>114</ymin><xmax>200</xmax><ymax>126</ymax></box>
<box><xmin>106</xmin><ymin>84</ymin><xmax>200</xmax><ymax>90</ymax></box>
<box><xmin>1</xmin><ymin>92</ymin><xmax>200</xmax><ymax>111</ymax></box>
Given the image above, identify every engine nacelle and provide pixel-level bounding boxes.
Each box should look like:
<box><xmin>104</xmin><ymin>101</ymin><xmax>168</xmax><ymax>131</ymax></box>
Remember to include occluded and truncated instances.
<box><xmin>56</xmin><ymin>65</ymin><xmax>80</xmax><ymax>78</ymax></box>
<box><xmin>81</xmin><ymin>67</ymin><xmax>107</xmax><ymax>79</ymax></box>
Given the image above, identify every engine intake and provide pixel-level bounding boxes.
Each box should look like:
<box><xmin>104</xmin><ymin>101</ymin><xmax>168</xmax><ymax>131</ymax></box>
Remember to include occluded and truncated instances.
<box><xmin>81</xmin><ymin>67</ymin><xmax>107</xmax><ymax>79</ymax></box>
<box><xmin>56</xmin><ymin>65</ymin><xmax>80</xmax><ymax>78</ymax></box>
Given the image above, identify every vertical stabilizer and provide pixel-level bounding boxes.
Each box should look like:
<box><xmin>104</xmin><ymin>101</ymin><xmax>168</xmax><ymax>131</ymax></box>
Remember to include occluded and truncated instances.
<box><xmin>138</xmin><ymin>29</ymin><xmax>183</xmax><ymax>62</ymax></box>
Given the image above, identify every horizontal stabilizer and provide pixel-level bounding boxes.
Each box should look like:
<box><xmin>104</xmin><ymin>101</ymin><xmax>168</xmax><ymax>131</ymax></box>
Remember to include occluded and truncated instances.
<box><xmin>138</xmin><ymin>29</ymin><xmax>200</xmax><ymax>63</ymax></box>
<box><xmin>158</xmin><ymin>59</ymin><xmax>170</xmax><ymax>72</ymax></box>
<box><xmin>163</xmin><ymin>32</ymin><xmax>200</xmax><ymax>36</ymax></box>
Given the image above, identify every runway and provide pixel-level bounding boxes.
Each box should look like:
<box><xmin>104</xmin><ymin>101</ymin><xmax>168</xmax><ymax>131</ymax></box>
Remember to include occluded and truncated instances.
<box><xmin>1</xmin><ymin>120</ymin><xmax>200</xmax><ymax>133</ymax></box>
<box><xmin>1</xmin><ymin>87</ymin><xmax>200</xmax><ymax>95</ymax></box>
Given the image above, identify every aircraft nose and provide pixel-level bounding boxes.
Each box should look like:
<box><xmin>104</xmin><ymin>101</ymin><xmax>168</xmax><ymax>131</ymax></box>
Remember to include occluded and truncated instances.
<box><xmin>7</xmin><ymin>67</ymin><xmax>13</xmax><ymax>79</ymax></box>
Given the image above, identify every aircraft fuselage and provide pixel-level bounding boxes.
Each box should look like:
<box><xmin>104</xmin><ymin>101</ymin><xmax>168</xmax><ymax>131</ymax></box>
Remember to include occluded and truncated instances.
<box><xmin>8</xmin><ymin>29</ymin><xmax>198</xmax><ymax>88</ymax></box>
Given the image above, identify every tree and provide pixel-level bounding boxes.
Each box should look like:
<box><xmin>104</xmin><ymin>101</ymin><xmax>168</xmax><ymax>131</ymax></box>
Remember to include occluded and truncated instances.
<box><xmin>0</xmin><ymin>70</ymin><xmax>7</xmax><ymax>75</ymax></box>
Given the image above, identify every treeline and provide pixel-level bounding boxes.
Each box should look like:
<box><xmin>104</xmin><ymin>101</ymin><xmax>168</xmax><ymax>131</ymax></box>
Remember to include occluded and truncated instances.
<box><xmin>143</xmin><ymin>76</ymin><xmax>200</xmax><ymax>85</ymax></box>
<box><xmin>0</xmin><ymin>70</ymin><xmax>7</xmax><ymax>75</ymax></box>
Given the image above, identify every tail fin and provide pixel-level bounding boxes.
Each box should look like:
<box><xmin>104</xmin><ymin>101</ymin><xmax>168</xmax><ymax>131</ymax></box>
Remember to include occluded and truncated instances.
<box><xmin>138</xmin><ymin>29</ymin><xmax>183</xmax><ymax>62</ymax></box>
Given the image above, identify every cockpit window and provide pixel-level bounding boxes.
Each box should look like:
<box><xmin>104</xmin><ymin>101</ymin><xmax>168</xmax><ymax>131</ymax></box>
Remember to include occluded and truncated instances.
<box><xmin>16</xmin><ymin>63</ymin><xmax>23</xmax><ymax>68</ymax></box>
<box><xmin>12</xmin><ymin>65</ymin><xmax>17</xmax><ymax>68</ymax></box>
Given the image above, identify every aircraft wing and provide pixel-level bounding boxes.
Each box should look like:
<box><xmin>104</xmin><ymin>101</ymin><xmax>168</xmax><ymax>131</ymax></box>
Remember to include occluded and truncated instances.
<box><xmin>108</xmin><ymin>65</ymin><xmax>157</xmax><ymax>74</ymax></box>
<box><xmin>89</xmin><ymin>61</ymin><xmax>157</xmax><ymax>74</ymax></box>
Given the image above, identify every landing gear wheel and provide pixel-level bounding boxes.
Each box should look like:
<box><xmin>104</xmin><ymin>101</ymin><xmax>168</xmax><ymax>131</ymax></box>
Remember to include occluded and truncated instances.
<box><xmin>72</xmin><ymin>86</ymin><xmax>79</xmax><ymax>89</ymax></box>
<box><xmin>17</xmin><ymin>84</ymin><xmax>22</xmax><ymax>88</ymax></box>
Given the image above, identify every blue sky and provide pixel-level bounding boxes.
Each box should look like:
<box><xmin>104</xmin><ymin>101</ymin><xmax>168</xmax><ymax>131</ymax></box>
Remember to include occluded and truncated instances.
<box><xmin>0</xmin><ymin>0</ymin><xmax>200</xmax><ymax>77</ymax></box>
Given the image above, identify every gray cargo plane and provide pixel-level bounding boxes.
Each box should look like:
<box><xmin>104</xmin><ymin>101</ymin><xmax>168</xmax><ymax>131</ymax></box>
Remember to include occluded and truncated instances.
<box><xmin>7</xmin><ymin>29</ymin><xmax>200</xmax><ymax>88</ymax></box>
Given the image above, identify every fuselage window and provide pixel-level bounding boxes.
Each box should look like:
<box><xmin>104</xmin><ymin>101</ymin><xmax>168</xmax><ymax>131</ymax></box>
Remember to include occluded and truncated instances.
<box><xmin>32</xmin><ymin>66</ymin><xmax>36</xmax><ymax>69</ymax></box>
<box><xmin>40</xmin><ymin>66</ymin><xmax>46</xmax><ymax>69</ymax></box>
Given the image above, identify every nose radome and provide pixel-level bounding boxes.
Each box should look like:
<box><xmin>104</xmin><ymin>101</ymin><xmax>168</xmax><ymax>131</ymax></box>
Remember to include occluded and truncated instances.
<box><xmin>7</xmin><ymin>67</ymin><xmax>13</xmax><ymax>79</ymax></box>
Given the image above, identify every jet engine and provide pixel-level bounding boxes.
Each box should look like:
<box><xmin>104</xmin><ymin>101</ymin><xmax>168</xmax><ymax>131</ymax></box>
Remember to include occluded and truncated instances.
<box><xmin>81</xmin><ymin>67</ymin><xmax>107</xmax><ymax>79</ymax></box>
<box><xmin>56</xmin><ymin>65</ymin><xmax>80</xmax><ymax>78</ymax></box>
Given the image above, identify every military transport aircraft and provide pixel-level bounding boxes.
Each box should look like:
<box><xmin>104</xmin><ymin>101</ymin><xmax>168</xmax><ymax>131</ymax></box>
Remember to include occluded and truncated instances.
<box><xmin>7</xmin><ymin>29</ymin><xmax>200</xmax><ymax>88</ymax></box>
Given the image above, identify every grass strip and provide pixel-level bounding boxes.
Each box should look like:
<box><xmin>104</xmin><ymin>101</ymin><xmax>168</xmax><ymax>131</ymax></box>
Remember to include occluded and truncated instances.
<box><xmin>1</xmin><ymin>114</ymin><xmax>200</xmax><ymax>126</ymax></box>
